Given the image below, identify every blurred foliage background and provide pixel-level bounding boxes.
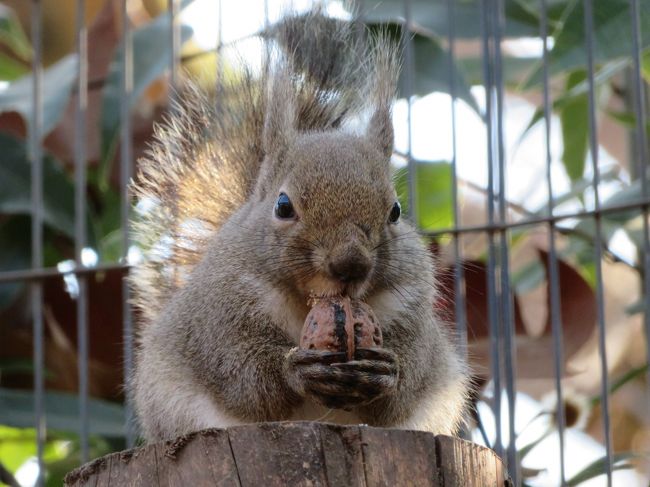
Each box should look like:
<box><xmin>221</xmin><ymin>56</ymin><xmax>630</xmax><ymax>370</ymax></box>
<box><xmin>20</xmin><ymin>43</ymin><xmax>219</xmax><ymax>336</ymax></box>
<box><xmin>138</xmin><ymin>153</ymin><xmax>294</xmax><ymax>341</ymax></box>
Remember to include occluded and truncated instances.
<box><xmin>0</xmin><ymin>0</ymin><xmax>649</xmax><ymax>485</ymax></box>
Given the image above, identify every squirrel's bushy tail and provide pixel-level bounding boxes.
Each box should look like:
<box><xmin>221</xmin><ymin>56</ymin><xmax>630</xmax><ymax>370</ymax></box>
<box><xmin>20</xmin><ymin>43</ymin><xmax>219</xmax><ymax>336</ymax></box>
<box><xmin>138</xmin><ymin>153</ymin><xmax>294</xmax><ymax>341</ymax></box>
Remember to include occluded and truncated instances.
<box><xmin>130</xmin><ymin>10</ymin><xmax>399</xmax><ymax>326</ymax></box>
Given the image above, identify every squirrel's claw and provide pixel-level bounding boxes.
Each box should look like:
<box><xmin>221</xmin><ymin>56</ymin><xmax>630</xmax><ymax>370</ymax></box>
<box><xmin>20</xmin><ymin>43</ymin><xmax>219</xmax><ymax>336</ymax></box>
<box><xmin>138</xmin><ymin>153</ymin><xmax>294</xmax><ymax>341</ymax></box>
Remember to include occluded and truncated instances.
<box><xmin>330</xmin><ymin>359</ymin><xmax>397</xmax><ymax>376</ymax></box>
<box><xmin>288</xmin><ymin>348</ymin><xmax>348</xmax><ymax>365</ymax></box>
<box><xmin>354</xmin><ymin>347</ymin><xmax>397</xmax><ymax>363</ymax></box>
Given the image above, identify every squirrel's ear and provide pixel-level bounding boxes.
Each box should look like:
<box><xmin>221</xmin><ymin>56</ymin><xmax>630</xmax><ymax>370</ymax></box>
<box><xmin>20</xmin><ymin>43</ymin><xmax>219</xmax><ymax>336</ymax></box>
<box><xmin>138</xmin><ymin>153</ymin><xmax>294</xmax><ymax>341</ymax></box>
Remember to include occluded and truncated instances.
<box><xmin>367</xmin><ymin>107</ymin><xmax>394</xmax><ymax>159</ymax></box>
<box><xmin>262</xmin><ymin>69</ymin><xmax>296</xmax><ymax>159</ymax></box>
<box><xmin>255</xmin><ymin>67</ymin><xmax>296</xmax><ymax>196</ymax></box>
<box><xmin>364</xmin><ymin>33</ymin><xmax>398</xmax><ymax>160</ymax></box>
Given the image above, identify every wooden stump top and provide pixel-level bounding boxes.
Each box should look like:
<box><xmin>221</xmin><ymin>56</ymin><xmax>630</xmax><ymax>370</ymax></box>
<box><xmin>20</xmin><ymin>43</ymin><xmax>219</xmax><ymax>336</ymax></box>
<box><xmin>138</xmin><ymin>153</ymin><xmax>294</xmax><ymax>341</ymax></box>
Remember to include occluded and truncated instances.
<box><xmin>64</xmin><ymin>422</ymin><xmax>509</xmax><ymax>487</ymax></box>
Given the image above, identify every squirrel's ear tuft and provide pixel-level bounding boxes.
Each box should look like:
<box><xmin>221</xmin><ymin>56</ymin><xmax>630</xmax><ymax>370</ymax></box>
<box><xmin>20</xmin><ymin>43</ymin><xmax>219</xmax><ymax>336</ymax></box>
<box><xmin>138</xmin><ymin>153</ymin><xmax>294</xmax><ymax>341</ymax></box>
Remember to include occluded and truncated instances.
<box><xmin>364</xmin><ymin>32</ymin><xmax>398</xmax><ymax>160</ymax></box>
<box><xmin>256</xmin><ymin>67</ymin><xmax>297</xmax><ymax>194</ymax></box>
<box><xmin>367</xmin><ymin>107</ymin><xmax>394</xmax><ymax>159</ymax></box>
<box><xmin>263</xmin><ymin>68</ymin><xmax>296</xmax><ymax>158</ymax></box>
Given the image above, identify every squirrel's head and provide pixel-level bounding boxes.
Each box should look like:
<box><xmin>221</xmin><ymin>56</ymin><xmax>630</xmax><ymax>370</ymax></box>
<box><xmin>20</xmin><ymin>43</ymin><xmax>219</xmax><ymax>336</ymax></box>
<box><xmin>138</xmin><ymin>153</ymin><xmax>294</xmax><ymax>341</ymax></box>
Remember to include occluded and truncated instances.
<box><xmin>265</xmin><ymin>132</ymin><xmax>400</xmax><ymax>299</ymax></box>
<box><xmin>250</xmin><ymin>70</ymin><xmax>406</xmax><ymax>300</ymax></box>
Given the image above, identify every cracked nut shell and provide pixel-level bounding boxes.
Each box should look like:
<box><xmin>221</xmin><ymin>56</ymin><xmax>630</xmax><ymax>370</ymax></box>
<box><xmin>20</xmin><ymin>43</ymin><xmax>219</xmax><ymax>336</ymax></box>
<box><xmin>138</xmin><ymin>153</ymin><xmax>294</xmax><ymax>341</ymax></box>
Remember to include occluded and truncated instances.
<box><xmin>300</xmin><ymin>296</ymin><xmax>382</xmax><ymax>361</ymax></box>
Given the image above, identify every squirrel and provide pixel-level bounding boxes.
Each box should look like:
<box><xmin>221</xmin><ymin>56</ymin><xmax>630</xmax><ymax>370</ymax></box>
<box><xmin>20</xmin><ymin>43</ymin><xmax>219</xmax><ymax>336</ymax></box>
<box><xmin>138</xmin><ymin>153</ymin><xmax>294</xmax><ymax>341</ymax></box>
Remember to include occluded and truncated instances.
<box><xmin>130</xmin><ymin>9</ymin><xmax>469</xmax><ymax>442</ymax></box>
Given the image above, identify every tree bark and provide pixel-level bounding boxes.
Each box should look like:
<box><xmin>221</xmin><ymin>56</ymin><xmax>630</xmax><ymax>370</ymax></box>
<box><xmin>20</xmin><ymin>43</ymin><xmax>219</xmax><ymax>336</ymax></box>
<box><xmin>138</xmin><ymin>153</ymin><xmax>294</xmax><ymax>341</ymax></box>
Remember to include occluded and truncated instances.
<box><xmin>64</xmin><ymin>422</ymin><xmax>510</xmax><ymax>487</ymax></box>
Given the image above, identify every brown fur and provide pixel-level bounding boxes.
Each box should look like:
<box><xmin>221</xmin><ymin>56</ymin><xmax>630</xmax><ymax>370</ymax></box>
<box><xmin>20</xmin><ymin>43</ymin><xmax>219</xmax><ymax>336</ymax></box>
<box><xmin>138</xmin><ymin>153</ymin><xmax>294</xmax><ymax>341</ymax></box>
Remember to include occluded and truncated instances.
<box><xmin>131</xmin><ymin>10</ymin><xmax>468</xmax><ymax>441</ymax></box>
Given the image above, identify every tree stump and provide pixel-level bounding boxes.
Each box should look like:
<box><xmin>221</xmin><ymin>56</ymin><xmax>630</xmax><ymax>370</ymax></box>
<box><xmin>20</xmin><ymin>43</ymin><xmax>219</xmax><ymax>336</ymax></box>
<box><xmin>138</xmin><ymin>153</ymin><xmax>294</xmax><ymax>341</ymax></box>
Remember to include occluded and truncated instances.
<box><xmin>64</xmin><ymin>422</ymin><xmax>509</xmax><ymax>486</ymax></box>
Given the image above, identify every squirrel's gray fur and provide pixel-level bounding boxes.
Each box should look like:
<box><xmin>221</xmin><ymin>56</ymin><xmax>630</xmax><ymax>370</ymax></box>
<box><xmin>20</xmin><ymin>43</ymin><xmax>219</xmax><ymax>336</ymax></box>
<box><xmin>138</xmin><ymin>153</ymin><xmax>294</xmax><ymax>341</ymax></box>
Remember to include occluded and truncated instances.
<box><xmin>131</xmin><ymin>9</ymin><xmax>468</xmax><ymax>441</ymax></box>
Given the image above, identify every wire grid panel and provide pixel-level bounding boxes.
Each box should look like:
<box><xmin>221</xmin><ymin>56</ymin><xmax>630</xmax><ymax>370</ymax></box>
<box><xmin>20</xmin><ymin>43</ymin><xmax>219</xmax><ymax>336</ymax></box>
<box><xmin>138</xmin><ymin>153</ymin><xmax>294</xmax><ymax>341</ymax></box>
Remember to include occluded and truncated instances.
<box><xmin>2</xmin><ymin>0</ymin><xmax>648</xmax><ymax>486</ymax></box>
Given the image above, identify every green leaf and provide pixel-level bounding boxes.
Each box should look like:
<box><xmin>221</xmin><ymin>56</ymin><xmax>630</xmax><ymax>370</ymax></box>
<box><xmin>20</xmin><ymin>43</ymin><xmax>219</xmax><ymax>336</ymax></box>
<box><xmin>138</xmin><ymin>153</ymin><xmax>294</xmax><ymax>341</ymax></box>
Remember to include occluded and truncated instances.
<box><xmin>626</xmin><ymin>299</ymin><xmax>644</xmax><ymax>315</ymax></box>
<box><xmin>0</xmin><ymin>389</ymin><xmax>125</xmax><ymax>438</ymax></box>
<box><xmin>44</xmin><ymin>436</ymin><xmax>119</xmax><ymax>487</ymax></box>
<box><xmin>605</xmin><ymin>109</ymin><xmax>650</xmax><ymax>136</ymax></box>
<box><xmin>99</xmin><ymin>13</ymin><xmax>193</xmax><ymax>190</ymax></box>
<box><xmin>394</xmin><ymin>161</ymin><xmax>453</xmax><ymax>231</ymax></box>
<box><xmin>566</xmin><ymin>452</ymin><xmax>639</xmax><ymax>486</ymax></box>
<box><xmin>0</xmin><ymin>133</ymin><xmax>75</xmax><ymax>238</ymax></box>
<box><xmin>0</xmin><ymin>5</ymin><xmax>32</xmax><ymax>61</ymax></box>
<box><xmin>625</xmin><ymin>216</ymin><xmax>650</xmax><ymax>257</ymax></box>
<box><xmin>517</xmin><ymin>63</ymin><xmax>623</xmax><ymax>162</ymax></box>
<box><xmin>0</xmin><ymin>52</ymin><xmax>28</xmax><ymax>81</ymax></box>
<box><xmin>561</xmin><ymin>58</ymin><xmax>630</xmax><ymax>99</ymax></box>
<box><xmin>517</xmin><ymin>56</ymin><xmax>623</xmax><ymax>146</ymax></box>
<box><xmin>609</xmin><ymin>364</ymin><xmax>648</xmax><ymax>397</ymax></box>
<box><xmin>92</xmin><ymin>188</ymin><xmax>123</xmax><ymax>262</ymax></box>
<box><xmin>589</xmin><ymin>365</ymin><xmax>648</xmax><ymax>408</ymax></box>
<box><xmin>0</xmin><ymin>54</ymin><xmax>77</xmax><ymax>134</ymax></box>
<box><xmin>525</xmin><ymin>0</ymin><xmax>650</xmax><ymax>87</ymax></box>
<box><xmin>601</xmin><ymin>180</ymin><xmax>644</xmax><ymax>221</ymax></box>
<box><xmin>0</xmin><ymin>358</ymin><xmax>55</xmax><ymax>380</ymax></box>
<box><xmin>643</xmin><ymin>49</ymin><xmax>650</xmax><ymax>83</ymax></box>
<box><xmin>560</xmin><ymin>70</ymin><xmax>588</xmax><ymax>183</ymax></box>
<box><xmin>0</xmin><ymin>217</ymin><xmax>30</xmax><ymax>309</ymax></box>
<box><xmin>515</xmin><ymin>107</ymin><xmax>544</xmax><ymax>149</ymax></box>
<box><xmin>559</xmin><ymin>178</ymin><xmax>646</xmax><ymax>280</ymax></box>
<box><xmin>0</xmin><ymin>425</ymin><xmax>37</xmax><ymax>473</ymax></box>
<box><xmin>0</xmin><ymin>426</ymin><xmax>114</xmax><ymax>486</ymax></box>
<box><xmin>571</xmin><ymin>219</ymin><xmax>621</xmax><ymax>251</ymax></box>
<box><xmin>562</xmin><ymin>217</ymin><xmax>620</xmax><ymax>287</ymax></box>
<box><xmin>362</xmin><ymin>0</ymin><xmax>541</xmax><ymax>39</ymax></box>
<box><xmin>517</xmin><ymin>427</ymin><xmax>553</xmax><ymax>460</ymax></box>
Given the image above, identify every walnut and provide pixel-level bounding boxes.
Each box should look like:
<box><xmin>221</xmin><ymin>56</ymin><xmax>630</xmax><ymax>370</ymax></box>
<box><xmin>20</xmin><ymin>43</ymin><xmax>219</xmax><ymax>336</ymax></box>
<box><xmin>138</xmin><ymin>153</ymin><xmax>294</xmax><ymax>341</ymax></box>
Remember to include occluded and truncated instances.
<box><xmin>300</xmin><ymin>296</ymin><xmax>382</xmax><ymax>361</ymax></box>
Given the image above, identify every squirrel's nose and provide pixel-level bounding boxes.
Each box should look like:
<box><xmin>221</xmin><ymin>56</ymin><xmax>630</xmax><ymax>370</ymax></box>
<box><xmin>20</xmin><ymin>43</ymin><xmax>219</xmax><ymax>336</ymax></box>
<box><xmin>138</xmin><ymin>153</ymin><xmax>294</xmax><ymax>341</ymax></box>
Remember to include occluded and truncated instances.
<box><xmin>328</xmin><ymin>254</ymin><xmax>372</xmax><ymax>284</ymax></box>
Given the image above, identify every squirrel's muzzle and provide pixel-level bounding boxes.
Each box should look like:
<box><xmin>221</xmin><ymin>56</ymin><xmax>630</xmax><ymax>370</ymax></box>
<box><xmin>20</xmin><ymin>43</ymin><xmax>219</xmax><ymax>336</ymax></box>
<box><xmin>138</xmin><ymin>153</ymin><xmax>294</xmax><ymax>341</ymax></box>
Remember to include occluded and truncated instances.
<box><xmin>327</xmin><ymin>246</ymin><xmax>372</xmax><ymax>285</ymax></box>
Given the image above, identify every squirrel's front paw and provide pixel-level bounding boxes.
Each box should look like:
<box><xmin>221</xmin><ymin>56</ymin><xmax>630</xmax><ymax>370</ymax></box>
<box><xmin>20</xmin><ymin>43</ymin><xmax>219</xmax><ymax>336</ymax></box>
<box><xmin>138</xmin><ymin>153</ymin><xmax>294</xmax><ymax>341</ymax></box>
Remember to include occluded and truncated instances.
<box><xmin>285</xmin><ymin>347</ymin><xmax>399</xmax><ymax>410</ymax></box>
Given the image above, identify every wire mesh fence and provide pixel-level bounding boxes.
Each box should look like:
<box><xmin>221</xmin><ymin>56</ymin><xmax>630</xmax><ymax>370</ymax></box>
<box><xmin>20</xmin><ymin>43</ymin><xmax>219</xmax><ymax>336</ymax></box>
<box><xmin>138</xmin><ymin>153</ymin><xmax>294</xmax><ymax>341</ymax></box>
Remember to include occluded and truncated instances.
<box><xmin>0</xmin><ymin>0</ymin><xmax>649</xmax><ymax>485</ymax></box>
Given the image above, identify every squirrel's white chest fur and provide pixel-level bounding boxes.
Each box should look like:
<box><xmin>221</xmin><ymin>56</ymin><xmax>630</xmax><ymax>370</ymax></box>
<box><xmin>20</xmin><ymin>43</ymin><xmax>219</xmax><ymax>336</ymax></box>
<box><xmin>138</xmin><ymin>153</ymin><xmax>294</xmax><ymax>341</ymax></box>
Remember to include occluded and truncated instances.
<box><xmin>262</xmin><ymin>287</ymin><xmax>306</xmax><ymax>343</ymax></box>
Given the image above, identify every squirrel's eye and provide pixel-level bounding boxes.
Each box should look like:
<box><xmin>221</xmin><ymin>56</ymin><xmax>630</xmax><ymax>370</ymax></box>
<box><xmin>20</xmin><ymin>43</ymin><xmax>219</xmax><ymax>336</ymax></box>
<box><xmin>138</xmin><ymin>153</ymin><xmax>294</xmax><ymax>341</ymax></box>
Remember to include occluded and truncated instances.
<box><xmin>388</xmin><ymin>201</ymin><xmax>401</xmax><ymax>224</ymax></box>
<box><xmin>275</xmin><ymin>192</ymin><xmax>296</xmax><ymax>220</ymax></box>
